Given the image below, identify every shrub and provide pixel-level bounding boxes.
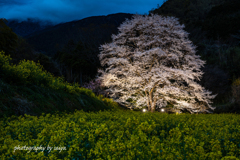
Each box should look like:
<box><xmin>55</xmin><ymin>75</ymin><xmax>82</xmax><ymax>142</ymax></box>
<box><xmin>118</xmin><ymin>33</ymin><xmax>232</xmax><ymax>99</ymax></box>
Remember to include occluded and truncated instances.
<box><xmin>232</xmin><ymin>78</ymin><xmax>240</xmax><ymax>106</ymax></box>
<box><xmin>0</xmin><ymin>51</ymin><xmax>79</xmax><ymax>93</ymax></box>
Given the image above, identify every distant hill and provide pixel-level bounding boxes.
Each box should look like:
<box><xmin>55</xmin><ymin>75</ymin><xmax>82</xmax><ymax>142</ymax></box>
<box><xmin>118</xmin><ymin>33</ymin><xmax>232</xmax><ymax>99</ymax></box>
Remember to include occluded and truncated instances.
<box><xmin>6</xmin><ymin>18</ymin><xmax>54</xmax><ymax>37</ymax></box>
<box><xmin>149</xmin><ymin>0</ymin><xmax>239</xmax><ymax>43</ymax></box>
<box><xmin>25</xmin><ymin>13</ymin><xmax>133</xmax><ymax>57</ymax></box>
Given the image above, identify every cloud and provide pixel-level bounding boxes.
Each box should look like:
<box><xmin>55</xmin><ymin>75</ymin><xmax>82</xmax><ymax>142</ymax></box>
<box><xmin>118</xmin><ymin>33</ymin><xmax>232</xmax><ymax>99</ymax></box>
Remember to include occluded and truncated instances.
<box><xmin>0</xmin><ymin>0</ymin><xmax>164</xmax><ymax>24</ymax></box>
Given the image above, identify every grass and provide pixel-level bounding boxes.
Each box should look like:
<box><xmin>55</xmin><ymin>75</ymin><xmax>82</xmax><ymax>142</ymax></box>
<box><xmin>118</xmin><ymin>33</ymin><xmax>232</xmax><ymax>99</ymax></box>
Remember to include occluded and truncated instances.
<box><xmin>0</xmin><ymin>77</ymin><xmax>128</xmax><ymax>121</ymax></box>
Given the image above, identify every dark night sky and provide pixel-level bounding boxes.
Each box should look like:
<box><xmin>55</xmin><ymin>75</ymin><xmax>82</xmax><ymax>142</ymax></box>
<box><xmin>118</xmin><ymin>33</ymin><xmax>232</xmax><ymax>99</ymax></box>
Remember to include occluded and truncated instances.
<box><xmin>0</xmin><ymin>0</ymin><xmax>165</xmax><ymax>24</ymax></box>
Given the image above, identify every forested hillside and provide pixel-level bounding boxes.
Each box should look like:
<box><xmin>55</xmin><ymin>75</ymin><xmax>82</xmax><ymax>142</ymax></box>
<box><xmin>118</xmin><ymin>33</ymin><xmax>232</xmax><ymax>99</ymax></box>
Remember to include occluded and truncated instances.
<box><xmin>25</xmin><ymin>13</ymin><xmax>133</xmax><ymax>57</ymax></box>
<box><xmin>6</xmin><ymin>18</ymin><xmax>54</xmax><ymax>37</ymax></box>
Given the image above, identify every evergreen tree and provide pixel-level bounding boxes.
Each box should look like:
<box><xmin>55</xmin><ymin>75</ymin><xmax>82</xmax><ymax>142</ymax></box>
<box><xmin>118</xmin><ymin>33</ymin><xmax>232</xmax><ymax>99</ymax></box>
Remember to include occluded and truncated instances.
<box><xmin>0</xmin><ymin>19</ymin><xmax>18</xmax><ymax>56</ymax></box>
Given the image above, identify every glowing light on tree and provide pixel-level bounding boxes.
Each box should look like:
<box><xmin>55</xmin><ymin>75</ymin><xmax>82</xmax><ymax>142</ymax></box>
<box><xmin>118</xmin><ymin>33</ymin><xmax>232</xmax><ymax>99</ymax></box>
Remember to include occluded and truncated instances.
<box><xmin>96</xmin><ymin>14</ymin><xmax>216</xmax><ymax>114</ymax></box>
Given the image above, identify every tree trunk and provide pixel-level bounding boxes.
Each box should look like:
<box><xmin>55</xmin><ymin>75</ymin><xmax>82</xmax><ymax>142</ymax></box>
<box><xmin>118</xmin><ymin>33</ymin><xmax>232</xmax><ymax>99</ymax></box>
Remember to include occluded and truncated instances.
<box><xmin>73</xmin><ymin>74</ymin><xmax>77</xmax><ymax>83</ymax></box>
<box><xmin>151</xmin><ymin>105</ymin><xmax>156</xmax><ymax>112</ymax></box>
<box><xmin>66</xmin><ymin>68</ymin><xmax>70</xmax><ymax>82</ymax></box>
<box><xmin>151</xmin><ymin>98</ymin><xmax>157</xmax><ymax>113</ymax></box>
<box><xmin>71</xmin><ymin>67</ymin><xmax>72</xmax><ymax>82</ymax></box>
<box><xmin>145</xmin><ymin>91</ymin><xmax>151</xmax><ymax>111</ymax></box>
<box><xmin>80</xmin><ymin>71</ymin><xmax>82</xmax><ymax>86</ymax></box>
<box><xmin>149</xmin><ymin>91</ymin><xmax>156</xmax><ymax>112</ymax></box>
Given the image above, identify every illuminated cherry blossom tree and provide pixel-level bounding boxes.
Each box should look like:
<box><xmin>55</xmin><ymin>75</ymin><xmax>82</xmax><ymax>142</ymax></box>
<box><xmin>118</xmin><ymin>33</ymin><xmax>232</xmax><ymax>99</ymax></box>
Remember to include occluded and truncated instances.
<box><xmin>96</xmin><ymin>14</ymin><xmax>217</xmax><ymax>114</ymax></box>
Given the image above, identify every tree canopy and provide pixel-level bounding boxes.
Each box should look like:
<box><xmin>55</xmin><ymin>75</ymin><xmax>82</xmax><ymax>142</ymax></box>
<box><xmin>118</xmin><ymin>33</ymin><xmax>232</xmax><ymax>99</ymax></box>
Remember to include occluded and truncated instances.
<box><xmin>96</xmin><ymin>14</ymin><xmax>216</xmax><ymax>114</ymax></box>
<box><xmin>53</xmin><ymin>40</ymin><xmax>99</xmax><ymax>85</ymax></box>
<box><xmin>0</xmin><ymin>19</ymin><xmax>18</xmax><ymax>56</ymax></box>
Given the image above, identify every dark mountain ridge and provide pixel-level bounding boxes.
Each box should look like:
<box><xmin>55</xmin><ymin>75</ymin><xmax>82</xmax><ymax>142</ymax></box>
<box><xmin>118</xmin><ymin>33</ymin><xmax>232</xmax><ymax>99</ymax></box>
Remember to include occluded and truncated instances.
<box><xmin>25</xmin><ymin>13</ymin><xmax>134</xmax><ymax>56</ymax></box>
<box><xmin>6</xmin><ymin>18</ymin><xmax>54</xmax><ymax>37</ymax></box>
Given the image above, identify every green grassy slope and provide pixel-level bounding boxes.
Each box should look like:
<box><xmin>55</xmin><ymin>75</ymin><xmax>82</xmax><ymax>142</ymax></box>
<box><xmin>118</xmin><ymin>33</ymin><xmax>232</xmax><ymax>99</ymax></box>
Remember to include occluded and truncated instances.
<box><xmin>0</xmin><ymin>51</ymin><xmax>128</xmax><ymax>121</ymax></box>
<box><xmin>0</xmin><ymin>78</ymin><xmax>127</xmax><ymax>121</ymax></box>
